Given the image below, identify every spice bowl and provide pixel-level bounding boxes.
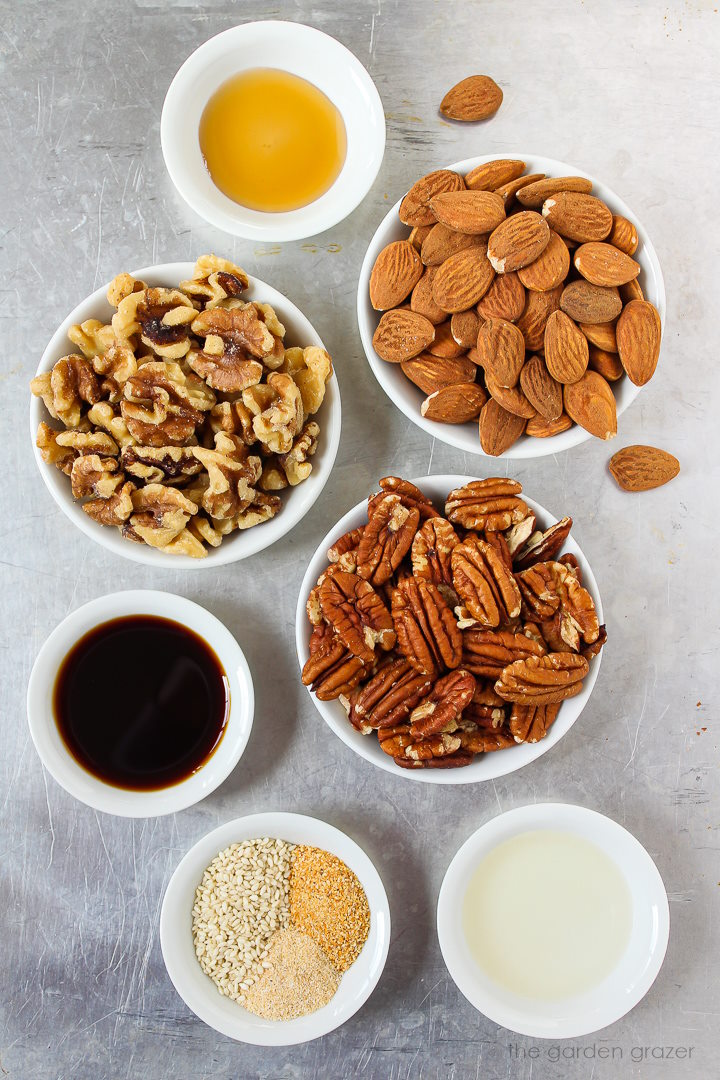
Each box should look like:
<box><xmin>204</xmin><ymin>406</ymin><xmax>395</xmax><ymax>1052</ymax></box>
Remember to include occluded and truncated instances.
<box><xmin>26</xmin><ymin>590</ymin><xmax>254</xmax><ymax>817</ymax></box>
<box><xmin>161</xmin><ymin>22</ymin><xmax>385</xmax><ymax>241</ymax></box>
<box><xmin>160</xmin><ymin>812</ymin><xmax>391</xmax><ymax>1045</ymax></box>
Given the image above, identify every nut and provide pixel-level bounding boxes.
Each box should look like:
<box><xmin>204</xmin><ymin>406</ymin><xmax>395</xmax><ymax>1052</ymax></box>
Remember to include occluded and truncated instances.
<box><xmin>411</xmin><ymin>517</ymin><xmax>459</xmax><ymax>586</ymax></box>
<box><xmin>495</xmin><ymin>652</ymin><xmax>589</xmax><ymax>704</ymax></box>
<box><xmin>357</xmin><ymin>494</ymin><xmax>420</xmax><ymax>585</ymax></box>
<box><xmin>462</xmin><ymin>627</ymin><xmax>546</xmax><ymax>679</ymax></box>
<box><xmin>451</xmin><ymin>536</ymin><xmax>521</xmax><ymax>627</ymax></box>
<box><xmin>392</xmin><ymin>577</ymin><xmax>462</xmax><ymax>677</ymax></box>
<box><xmin>318</xmin><ymin>570</ymin><xmax>395</xmax><ymax>664</ymax></box>
<box><xmin>409</xmin><ymin>669</ymin><xmax>476</xmax><ymax>737</ymax></box>
<box><xmin>445</xmin><ymin>478</ymin><xmax>529</xmax><ymax>531</ymax></box>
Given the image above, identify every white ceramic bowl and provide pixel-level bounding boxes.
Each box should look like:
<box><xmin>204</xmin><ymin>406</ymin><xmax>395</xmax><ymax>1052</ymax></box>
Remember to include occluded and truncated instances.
<box><xmin>161</xmin><ymin>22</ymin><xmax>386</xmax><ymax>241</ymax></box>
<box><xmin>295</xmin><ymin>474</ymin><xmax>603</xmax><ymax>785</ymax></box>
<box><xmin>437</xmin><ymin>803</ymin><xmax>669</xmax><ymax>1037</ymax></box>
<box><xmin>27</xmin><ymin>590</ymin><xmax>254</xmax><ymax>817</ymax></box>
<box><xmin>357</xmin><ymin>154</ymin><xmax>666</xmax><ymax>459</ymax></box>
<box><xmin>30</xmin><ymin>261</ymin><xmax>341</xmax><ymax>568</ymax></box>
<box><xmin>160</xmin><ymin>811</ymin><xmax>390</xmax><ymax>1045</ymax></box>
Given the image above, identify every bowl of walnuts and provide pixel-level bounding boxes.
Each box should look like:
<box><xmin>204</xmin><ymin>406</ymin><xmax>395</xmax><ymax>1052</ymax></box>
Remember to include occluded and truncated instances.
<box><xmin>357</xmin><ymin>155</ymin><xmax>665</xmax><ymax>458</ymax></box>
<box><xmin>296</xmin><ymin>474</ymin><xmax>605</xmax><ymax>784</ymax></box>
<box><xmin>30</xmin><ymin>257</ymin><xmax>341</xmax><ymax>567</ymax></box>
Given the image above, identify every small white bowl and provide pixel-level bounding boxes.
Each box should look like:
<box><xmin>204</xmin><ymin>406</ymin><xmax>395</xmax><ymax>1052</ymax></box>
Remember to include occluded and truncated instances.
<box><xmin>161</xmin><ymin>22</ymin><xmax>386</xmax><ymax>241</ymax></box>
<box><xmin>27</xmin><ymin>590</ymin><xmax>254</xmax><ymax>817</ymax></box>
<box><xmin>437</xmin><ymin>803</ymin><xmax>669</xmax><ymax>1038</ymax></box>
<box><xmin>30</xmin><ymin>261</ymin><xmax>341</xmax><ymax>568</ymax></box>
<box><xmin>295</xmin><ymin>474</ymin><xmax>603</xmax><ymax>785</ymax></box>
<box><xmin>357</xmin><ymin>154</ymin><xmax>666</xmax><ymax>459</ymax></box>
<box><xmin>160</xmin><ymin>811</ymin><xmax>391</xmax><ymax>1045</ymax></box>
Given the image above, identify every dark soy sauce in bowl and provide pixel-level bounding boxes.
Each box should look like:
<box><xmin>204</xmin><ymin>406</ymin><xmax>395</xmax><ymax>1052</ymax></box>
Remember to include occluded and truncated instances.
<box><xmin>53</xmin><ymin>615</ymin><xmax>229</xmax><ymax>791</ymax></box>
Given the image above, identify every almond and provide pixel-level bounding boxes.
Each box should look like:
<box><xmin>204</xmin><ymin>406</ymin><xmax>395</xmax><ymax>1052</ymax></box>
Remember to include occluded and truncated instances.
<box><xmin>420</xmin><ymin>223</ymin><xmax>485</xmax><ymax>266</ymax></box>
<box><xmin>608</xmin><ymin>215</ymin><xmax>639</xmax><ymax>256</ymax></box>
<box><xmin>560</xmin><ymin>280</ymin><xmax>622</xmax><ymax>324</ymax></box>
<box><xmin>542</xmin><ymin>192</ymin><xmax>613</xmax><ymax>242</ymax></box>
<box><xmin>476</xmin><ymin>271</ymin><xmax>526</xmax><ymax>322</ymax></box>
<box><xmin>526</xmin><ymin>412</ymin><xmax>572</xmax><ymax>438</ymax></box>
<box><xmin>620</xmin><ymin>278</ymin><xmax>644</xmax><ymax>303</ymax></box>
<box><xmin>372</xmin><ymin>310</ymin><xmax>436</xmax><ymax>363</ymax></box>
<box><xmin>440</xmin><ymin>75</ymin><xmax>503</xmax><ymax>121</ymax></box>
<box><xmin>421</xmin><ymin>383</ymin><xmax>487</xmax><ymax>423</ymax></box>
<box><xmin>410</xmin><ymin>268</ymin><xmax>447</xmax><ymax>325</ymax></box>
<box><xmin>516</xmin><ymin>175</ymin><xmax>593</xmax><ymax>208</ymax></box>
<box><xmin>544</xmin><ymin>310</ymin><xmax>589</xmax><ymax>384</ymax></box>
<box><xmin>476</xmin><ymin>318</ymin><xmax>526</xmax><ymax>388</ymax></box>
<box><xmin>429</xmin><ymin>190</ymin><xmax>506</xmax><ymax>235</ymax></box>
<box><xmin>588</xmin><ymin>346</ymin><xmax>623</xmax><ymax>381</ymax></box>
<box><xmin>369</xmin><ymin>240</ymin><xmax>424</xmax><ymax>310</ymax></box>
<box><xmin>484</xmin><ymin>375</ymin><xmax>536</xmax><ymax>418</ymax></box>
<box><xmin>616</xmin><ymin>300</ymin><xmax>661</xmax><ymax>386</ymax></box>
<box><xmin>516</xmin><ymin>285</ymin><xmax>563</xmax><ymax>351</ymax></box>
<box><xmin>519</xmin><ymin>353</ymin><xmax>563</xmax><ymax>420</ymax></box>
<box><xmin>487</xmin><ymin>211</ymin><xmax>551</xmax><ymax>272</ymax></box>
<box><xmin>478</xmin><ymin>398</ymin><xmax>526</xmax><ymax>455</ymax></box>
<box><xmin>432</xmin><ymin>245</ymin><xmax>495</xmax><ymax>312</ymax></box>
<box><xmin>573</xmin><ymin>242</ymin><xmax>641</xmax><ymax>286</ymax></box>
<box><xmin>495</xmin><ymin>173</ymin><xmax>545</xmax><ymax>209</ymax></box>
<box><xmin>399</xmin><ymin>169</ymin><xmax>465</xmax><ymax>227</ymax></box>
<box><xmin>516</xmin><ymin>230</ymin><xmax>570</xmax><ymax>291</ymax></box>
<box><xmin>409</xmin><ymin>224</ymin><xmax>434</xmax><ymax>252</ymax></box>
<box><xmin>465</xmin><ymin>159</ymin><xmax>526</xmax><ymax>191</ymax></box>
<box><xmin>579</xmin><ymin>321</ymin><xmax>618</xmax><ymax>352</ymax></box>
<box><xmin>427</xmin><ymin>320</ymin><xmax>467</xmax><ymax>359</ymax></box>
<box><xmin>608</xmin><ymin>445</ymin><xmax>680</xmax><ymax>491</ymax></box>
<box><xmin>401</xmin><ymin>353</ymin><xmax>478</xmax><ymax>395</ymax></box>
<box><xmin>563</xmin><ymin>370</ymin><xmax>617</xmax><ymax>439</ymax></box>
<box><xmin>451</xmin><ymin>309</ymin><xmax>481</xmax><ymax>349</ymax></box>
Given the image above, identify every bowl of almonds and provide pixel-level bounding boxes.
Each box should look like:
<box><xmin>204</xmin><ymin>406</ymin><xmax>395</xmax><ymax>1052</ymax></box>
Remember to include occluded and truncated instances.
<box><xmin>357</xmin><ymin>155</ymin><xmax>665</xmax><ymax>458</ymax></box>
<box><xmin>295</xmin><ymin>474</ymin><xmax>605</xmax><ymax>784</ymax></box>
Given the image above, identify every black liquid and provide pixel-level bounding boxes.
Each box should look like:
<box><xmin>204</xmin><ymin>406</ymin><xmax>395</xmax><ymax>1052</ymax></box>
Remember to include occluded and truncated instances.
<box><xmin>53</xmin><ymin>615</ymin><xmax>229</xmax><ymax>791</ymax></box>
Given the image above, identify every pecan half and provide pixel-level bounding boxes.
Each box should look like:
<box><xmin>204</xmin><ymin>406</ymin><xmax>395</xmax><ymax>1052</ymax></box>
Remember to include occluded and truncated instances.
<box><xmin>508</xmin><ymin>702</ymin><xmax>560</xmax><ymax>743</ymax></box>
<box><xmin>357</xmin><ymin>494</ymin><xmax>420</xmax><ymax>585</ymax></box>
<box><xmin>392</xmin><ymin>751</ymin><xmax>474</xmax><ymax>770</ymax></box>
<box><xmin>445</xmin><ymin>478</ymin><xmax>530</xmax><ymax>531</ymax></box>
<box><xmin>392</xmin><ymin>578</ymin><xmax>462</xmax><ymax>676</ymax></box>
<box><xmin>504</xmin><ymin>512</ymin><xmax>537</xmax><ymax>556</ymax></box>
<box><xmin>458</xmin><ymin>728</ymin><xmax>515</xmax><ymax>753</ymax></box>
<box><xmin>405</xmin><ymin>732</ymin><xmax>462</xmax><ymax>760</ymax></box>
<box><xmin>411</xmin><ymin>517</ymin><xmax>459</xmax><ymax>586</ymax></box>
<box><xmin>462</xmin><ymin>627</ymin><xmax>546</xmax><ymax>678</ymax></box>
<box><xmin>409</xmin><ymin>669</ymin><xmax>476</xmax><ymax>737</ymax></box>
<box><xmin>349</xmin><ymin>657</ymin><xmax>432</xmax><ymax>731</ymax></box>
<box><xmin>519</xmin><ymin>560</ymin><xmax>598</xmax><ymax>647</ymax></box>
<box><xmin>327</xmin><ymin>526</ymin><xmax>366</xmax><ymax>572</ymax></box>
<box><xmin>581</xmin><ymin>623</ymin><xmax>607</xmax><ymax>660</ymax></box>
<box><xmin>514</xmin><ymin>516</ymin><xmax>573</xmax><ymax>569</ymax></box>
<box><xmin>301</xmin><ymin>625</ymin><xmax>367</xmax><ymax>701</ymax></box>
<box><xmin>318</xmin><ymin>570</ymin><xmax>395</xmax><ymax>664</ymax></box>
<box><xmin>370</xmin><ymin>476</ymin><xmax>440</xmax><ymax>520</ymax></box>
<box><xmin>516</xmin><ymin>562</ymin><xmax>561</xmax><ymax>620</ymax></box>
<box><xmin>495</xmin><ymin>652</ymin><xmax>589</xmax><ymax>704</ymax></box>
<box><xmin>451</xmin><ymin>536</ymin><xmax>521</xmax><ymax>627</ymax></box>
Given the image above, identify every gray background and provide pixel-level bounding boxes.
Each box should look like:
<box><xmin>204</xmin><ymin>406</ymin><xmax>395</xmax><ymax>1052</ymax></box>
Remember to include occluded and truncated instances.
<box><xmin>1</xmin><ymin>1</ymin><xmax>718</xmax><ymax>1077</ymax></box>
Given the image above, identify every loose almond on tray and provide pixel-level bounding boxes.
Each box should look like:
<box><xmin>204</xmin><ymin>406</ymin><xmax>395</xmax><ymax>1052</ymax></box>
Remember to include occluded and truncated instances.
<box><xmin>366</xmin><ymin>160</ymin><xmax>663</xmax><ymax>455</ymax></box>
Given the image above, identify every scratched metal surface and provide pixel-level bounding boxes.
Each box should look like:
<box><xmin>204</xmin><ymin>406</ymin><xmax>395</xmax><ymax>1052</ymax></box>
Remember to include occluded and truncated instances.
<box><xmin>1</xmin><ymin>1</ymin><xmax>718</xmax><ymax>1077</ymax></box>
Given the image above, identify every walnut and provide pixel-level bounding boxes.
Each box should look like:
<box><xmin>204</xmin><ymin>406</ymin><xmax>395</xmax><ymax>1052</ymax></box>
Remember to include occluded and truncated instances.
<box><xmin>191</xmin><ymin>303</ymin><xmax>277</xmax><ymax>360</ymax></box>
<box><xmin>242</xmin><ymin>372</ymin><xmax>304</xmax><ymax>454</ymax></box>
<box><xmin>67</xmin><ymin>319</ymin><xmax>116</xmax><ymax>359</ymax></box>
<box><xmin>121</xmin><ymin>360</ymin><xmax>215</xmax><ymax>445</ymax></box>
<box><xmin>232</xmin><ymin>491</ymin><xmax>281</xmax><ymax>530</ymax></box>
<box><xmin>70</xmin><ymin>454</ymin><xmax>125</xmax><ymax>499</ymax></box>
<box><xmin>126</xmin><ymin>484</ymin><xmax>198</xmax><ymax>548</ymax></box>
<box><xmin>83</xmin><ymin>481</ymin><xmax>135</xmax><ymax>526</ymax></box>
<box><xmin>30</xmin><ymin>354</ymin><xmax>101</xmax><ymax>427</ymax></box>
<box><xmin>192</xmin><ymin>433</ymin><xmax>262</xmax><ymax>519</ymax></box>
<box><xmin>113</xmin><ymin>288</ymin><xmax>197</xmax><ymax>359</ymax></box>
<box><xmin>90</xmin><ymin>343</ymin><xmax>138</xmax><ymax>400</ymax></box>
<box><xmin>87</xmin><ymin>402</ymin><xmax>134</xmax><ymax>448</ymax></box>
<box><xmin>36</xmin><ymin>422</ymin><xmax>76</xmax><ymax>474</ymax></box>
<box><xmin>290</xmin><ymin>347</ymin><xmax>333</xmax><ymax>415</ymax></box>
<box><xmin>121</xmin><ymin>444</ymin><xmax>203</xmax><ymax>485</ymax></box>
<box><xmin>186</xmin><ymin>341</ymin><xmax>263</xmax><ymax>394</ymax></box>
<box><xmin>179</xmin><ymin>255</ymin><xmax>249</xmax><ymax>308</ymax></box>
<box><xmin>260</xmin><ymin>421</ymin><xmax>319</xmax><ymax>490</ymax></box>
<box><xmin>107</xmin><ymin>273</ymin><xmax>147</xmax><ymax>308</ymax></box>
<box><xmin>207</xmin><ymin>399</ymin><xmax>255</xmax><ymax>444</ymax></box>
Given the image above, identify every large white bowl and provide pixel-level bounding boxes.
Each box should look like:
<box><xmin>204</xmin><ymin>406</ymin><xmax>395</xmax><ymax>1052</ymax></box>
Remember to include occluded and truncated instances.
<box><xmin>30</xmin><ymin>261</ymin><xmax>341</xmax><ymax>568</ymax></box>
<box><xmin>161</xmin><ymin>22</ymin><xmax>386</xmax><ymax>241</ymax></box>
<box><xmin>295</xmin><ymin>474</ymin><xmax>603</xmax><ymax>785</ymax></box>
<box><xmin>437</xmin><ymin>803</ymin><xmax>669</xmax><ymax>1037</ymax></box>
<box><xmin>160</xmin><ymin>811</ymin><xmax>391</xmax><ymax>1045</ymax></box>
<box><xmin>26</xmin><ymin>590</ymin><xmax>254</xmax><ymax>817</ymax></box>
<box><xmin>357</xmin><ymin>154</ymin><xmax>666</xmax><ymax>459</ymax></box>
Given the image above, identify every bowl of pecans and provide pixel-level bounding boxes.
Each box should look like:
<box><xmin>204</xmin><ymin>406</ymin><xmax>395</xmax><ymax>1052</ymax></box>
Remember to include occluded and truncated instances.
<box><xmin>29</xmin><ymin>257</ymin><xmax>341</xmax><ymax>567</ymax></box>
<box><xmin>296</xmin><ymin>475</ymin><xmax>605</xmax><ymax>784</ymax></box>
<box><xmin>357</xmin><ymin>155</ymin><xmax>665</xmax><ymax>458</ymax></box>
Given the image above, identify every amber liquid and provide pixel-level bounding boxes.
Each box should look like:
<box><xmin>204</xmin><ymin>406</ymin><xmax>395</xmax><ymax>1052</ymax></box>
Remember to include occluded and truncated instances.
<box><xmin>53</xmin><ymin>615</ymin><xmax>229</xmax><ymax>791</ymax></box>
<box><xmin>199</xmin><ymin>68</ymin><xmax>347</xmax><ymax>213</ymax></box>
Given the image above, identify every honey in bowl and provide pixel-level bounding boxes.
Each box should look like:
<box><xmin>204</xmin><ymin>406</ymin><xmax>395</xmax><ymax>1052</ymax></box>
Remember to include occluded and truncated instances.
<box><xmin>199</xmin><ymin>67</ymin><xmax>347</xmax><ymax>213</ymax></box>
<box><xmin>53</xmin><ymin>615</ymin><xmax>229</xmax><ymax>791</ymax></box>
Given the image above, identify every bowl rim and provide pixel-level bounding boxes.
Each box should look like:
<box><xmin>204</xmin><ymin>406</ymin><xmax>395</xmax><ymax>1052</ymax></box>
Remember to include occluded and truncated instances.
<box><xmin>26</xmin><ymin>589</ymin><xmax>254</xmax><ymax>817</ymax></box>
<box><xmin>160</xmin><ymin>810</ymin><xmax>391</xmax><ymax>1045</ymax></box>
<box><xmin>356</xmin><ymin>152</ymin><xmax>666</xmax><ymax>459</ymax></box>
<box><xmin>29</xmin><ymin>260</ymin><xmax>342</xmax><ymax>569</ymax></box>
<box><xmin>295</xmin><ymin>473</ymin><xmax>603</xmax><ymax>785</ymax></box>
<box><xmin>436</xmin><ymin>802</ymin><xmax>670</xmax><ymax>1037</ymax></box>
<box><xmin>160</xmin><ymin>21</ymin><xmax>386</xmax><ymax>241</ymax></box>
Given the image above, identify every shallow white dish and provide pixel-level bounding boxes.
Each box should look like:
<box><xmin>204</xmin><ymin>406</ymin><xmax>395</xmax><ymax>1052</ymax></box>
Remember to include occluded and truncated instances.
<box><xmin>161</xmin><ymin>22</ymin><xmax>386</xmax><ymax>241</ymax></box>
<box><xmin>160</xmin><ymin>811</ymin><xmax>390</xmax><ymax>1045</ymax></box>
<box><xmin>30</xmin><ymin>261</ymin><xmax>341</xmax><ymax>568</ymax></box>
<box><xmin>357</xmin><ymin>154</ymin><xmax>666</xmax><ymax>459</ymax></box>
<box><xmin>295</xmin><ymin>474</ymin><xmax>603</xmax><ymax>785</ymax></box>
<box><xmin>26</xmin><ymin>590</ymin><xmax>254</xmax><ymax>817</ymax></box>
<box><xmin>437</xmin><ymin>803</ymin><xmax>669</xmax><ymax>1037</ymax></box>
